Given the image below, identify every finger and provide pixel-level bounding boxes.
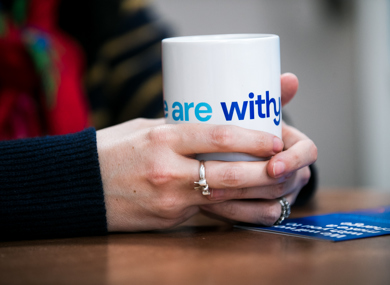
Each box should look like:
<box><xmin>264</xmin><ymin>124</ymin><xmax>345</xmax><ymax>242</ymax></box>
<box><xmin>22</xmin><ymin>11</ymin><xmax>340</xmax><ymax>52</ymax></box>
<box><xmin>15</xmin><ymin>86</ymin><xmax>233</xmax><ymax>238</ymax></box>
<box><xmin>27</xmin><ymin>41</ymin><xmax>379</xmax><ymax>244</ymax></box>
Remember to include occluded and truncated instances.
<box><xmin>207</xmin><ymin>180</ymin><xmax>293</xmax><ymax>201</ymax></box>
<box><xmin>153</xmin><ymin>123</ymin><xmax>284</xmax><ymax>157</ymax></box>
<box><xmin>266</xmin><ymin>124</ymin><xmax>317</xmax><ymax>179</ymax></box>
<box><xmin>184</xmin><ymin>158</ymin><xmax>285</xmax><ymax>191</ymax></box>
<box><xmin>196</xmin><ymin>174</ymin><xmax>303</xmax><ymax>208</ymax></box>
<box><xmin>179</xmin><ymin>157</ymin><xmax>283</xmax><ymax>207</ymax></box>
<box><xmin>182</xmin><ymin>159</ymin><xmax>311</xmax><ymax>207</ymax></box>
<box><xmin>201</xmin><ymin>199</ymin><xmax>280</xmax><ymax>226</ymax></box>
<box><xmin>206</xmin><ymin>165</ymin><xmax>311</xmax><ymax>201</ymax></box>
<box><xmin>267</xmin><ymin>138</ymin><xmax>317</xmax><ymax>178</ymax></box>
<box><xmin>281</xmin><ymin>73</ymin><xmax>299</xmax><ymax>107</ymax></box>
<box><xmin>200</xmin><ymin>196</ymin><xmax>295</xmax><ymax>226</ymax></box>
<box><xmin>285</xmin><ymin>166</ymin><xmax>312</xmax><ymax>204</ymax></box>
<box><xmin>284</xmin><ymin>183</ymin><xmax>304</xmax><ymax>206</ymax></box>
<box><xmin>281</xmin><ymin>123</ymin><xmax>309</xmax><ymax>149</ymax></box>
<box><xmin>151</xmin><ymin>154</ymin><xmax>284</xmax><ymax>208</ymax></box>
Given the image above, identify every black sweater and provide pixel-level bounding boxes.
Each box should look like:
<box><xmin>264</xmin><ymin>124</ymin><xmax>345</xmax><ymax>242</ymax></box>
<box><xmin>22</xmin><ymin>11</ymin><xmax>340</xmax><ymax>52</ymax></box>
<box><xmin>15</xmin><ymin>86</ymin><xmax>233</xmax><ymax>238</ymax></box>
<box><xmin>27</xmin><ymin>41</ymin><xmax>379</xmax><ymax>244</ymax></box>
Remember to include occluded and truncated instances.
<box><xmin>0</xmin><ymin>128</ymin><xmax>107</xmax><ymax>240</ymax></box>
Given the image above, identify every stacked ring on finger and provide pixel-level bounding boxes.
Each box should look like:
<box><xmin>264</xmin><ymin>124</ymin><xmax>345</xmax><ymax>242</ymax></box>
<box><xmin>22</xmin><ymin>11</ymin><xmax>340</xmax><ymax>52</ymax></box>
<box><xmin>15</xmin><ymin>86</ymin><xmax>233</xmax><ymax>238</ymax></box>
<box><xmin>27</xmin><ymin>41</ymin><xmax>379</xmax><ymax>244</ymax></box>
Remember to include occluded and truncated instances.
<box><xmin>194</xmin><ymin>160</ymin><xmax>210</xmax><ymax>196</ymax></box>
<box><xmin>274</xmin><ymin>197</ymin><xmax>291</xmax><ymax>225</ymax></box>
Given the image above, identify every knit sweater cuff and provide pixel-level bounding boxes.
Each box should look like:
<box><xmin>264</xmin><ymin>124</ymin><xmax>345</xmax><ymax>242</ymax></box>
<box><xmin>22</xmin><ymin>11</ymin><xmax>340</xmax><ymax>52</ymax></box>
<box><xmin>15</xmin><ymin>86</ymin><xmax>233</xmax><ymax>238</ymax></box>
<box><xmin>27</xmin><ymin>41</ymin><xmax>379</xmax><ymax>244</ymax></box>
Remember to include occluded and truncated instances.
<box><xmin>0</xmin><ymin>128</ymin><xmax>107</xmax><ymax>240</ymax></box>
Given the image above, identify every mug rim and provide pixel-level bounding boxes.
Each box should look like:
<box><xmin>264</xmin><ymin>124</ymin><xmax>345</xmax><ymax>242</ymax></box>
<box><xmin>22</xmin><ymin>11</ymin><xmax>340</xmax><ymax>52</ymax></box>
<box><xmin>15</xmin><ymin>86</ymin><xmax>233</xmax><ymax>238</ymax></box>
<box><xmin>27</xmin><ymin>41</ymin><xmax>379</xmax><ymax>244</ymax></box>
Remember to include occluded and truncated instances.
<box><xmin>162</xmin><ymin>34</ymin><xmax>278</xmax><ymax>43</ymax></box>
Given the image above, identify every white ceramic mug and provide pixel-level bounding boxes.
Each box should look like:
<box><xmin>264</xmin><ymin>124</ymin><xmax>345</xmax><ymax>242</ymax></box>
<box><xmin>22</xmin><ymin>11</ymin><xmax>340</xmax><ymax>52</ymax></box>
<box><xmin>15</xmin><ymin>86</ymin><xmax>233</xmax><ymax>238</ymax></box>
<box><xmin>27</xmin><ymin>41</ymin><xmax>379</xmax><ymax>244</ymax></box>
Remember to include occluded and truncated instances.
<box><xmin>162</xmin><ymin>34</ymin><xmax>281</xmax><ymax>161</ymax></box>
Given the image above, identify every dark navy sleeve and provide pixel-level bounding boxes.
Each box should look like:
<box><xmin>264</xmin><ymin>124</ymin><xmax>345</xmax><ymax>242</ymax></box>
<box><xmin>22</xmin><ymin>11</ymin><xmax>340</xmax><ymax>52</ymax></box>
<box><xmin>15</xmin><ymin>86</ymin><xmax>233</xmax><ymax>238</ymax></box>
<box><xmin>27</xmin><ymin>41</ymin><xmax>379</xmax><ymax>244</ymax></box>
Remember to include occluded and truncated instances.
<box><xmin>0</xmin><ymin>128</ymin><xmax>107</xmax><ymax>240</ymax></box>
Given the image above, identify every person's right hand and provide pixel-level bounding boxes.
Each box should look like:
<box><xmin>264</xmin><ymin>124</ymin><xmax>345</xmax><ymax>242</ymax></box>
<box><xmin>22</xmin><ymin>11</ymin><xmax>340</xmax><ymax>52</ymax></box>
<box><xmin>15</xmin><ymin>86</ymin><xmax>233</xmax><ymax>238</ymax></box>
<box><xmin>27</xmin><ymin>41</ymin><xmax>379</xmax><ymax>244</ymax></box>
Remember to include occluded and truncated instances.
<box><xmin>97</xmin><ymin>120</ymin><xmax>288</xmax><ymax>232</ymax></box>
<box><xmin>198</xmin><ymin>73</ymin><xmax>317</xmax><ymax>224</ymax></box>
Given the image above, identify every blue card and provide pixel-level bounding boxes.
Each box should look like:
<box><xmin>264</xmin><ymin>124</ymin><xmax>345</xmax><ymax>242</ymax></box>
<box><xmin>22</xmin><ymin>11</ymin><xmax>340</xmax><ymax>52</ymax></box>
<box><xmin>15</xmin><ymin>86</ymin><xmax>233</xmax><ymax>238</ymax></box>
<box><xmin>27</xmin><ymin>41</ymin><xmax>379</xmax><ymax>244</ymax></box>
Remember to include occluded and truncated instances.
<box><xmin>235</xmin><ymin>206</ymin><xmax>390</xmax><ymax>241</ymax></box>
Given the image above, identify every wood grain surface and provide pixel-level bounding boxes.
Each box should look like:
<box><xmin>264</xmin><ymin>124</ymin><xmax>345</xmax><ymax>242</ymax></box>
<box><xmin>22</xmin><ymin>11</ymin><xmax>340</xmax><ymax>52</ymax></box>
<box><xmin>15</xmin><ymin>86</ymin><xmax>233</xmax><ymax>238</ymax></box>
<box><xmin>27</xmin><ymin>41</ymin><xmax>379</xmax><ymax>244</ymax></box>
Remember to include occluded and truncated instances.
<box><xmin>1</xmin><ymin>188</ymin><xmax>390</xmax><ymax>285</ymax></box>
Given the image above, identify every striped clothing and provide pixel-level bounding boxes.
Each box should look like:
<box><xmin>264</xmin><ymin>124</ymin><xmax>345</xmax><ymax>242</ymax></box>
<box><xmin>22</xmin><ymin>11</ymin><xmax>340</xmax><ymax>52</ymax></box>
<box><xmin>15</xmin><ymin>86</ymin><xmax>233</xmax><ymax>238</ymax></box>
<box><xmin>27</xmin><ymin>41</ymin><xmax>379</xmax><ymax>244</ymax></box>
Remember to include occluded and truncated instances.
<box><xmin>59</xmin><ymin>0</ymin><xmax>171</xmax><ymax>129</ymax></box>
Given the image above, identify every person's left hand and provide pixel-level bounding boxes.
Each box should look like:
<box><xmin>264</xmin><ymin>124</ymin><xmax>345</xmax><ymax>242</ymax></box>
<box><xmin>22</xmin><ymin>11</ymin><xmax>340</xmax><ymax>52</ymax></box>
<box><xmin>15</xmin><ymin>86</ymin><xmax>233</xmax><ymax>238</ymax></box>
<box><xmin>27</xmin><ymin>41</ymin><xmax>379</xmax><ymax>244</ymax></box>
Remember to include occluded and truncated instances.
<box><xmin>199</xmin><ymin>73</ymin><xmax>317</xmax><ymax>225</ymax></box>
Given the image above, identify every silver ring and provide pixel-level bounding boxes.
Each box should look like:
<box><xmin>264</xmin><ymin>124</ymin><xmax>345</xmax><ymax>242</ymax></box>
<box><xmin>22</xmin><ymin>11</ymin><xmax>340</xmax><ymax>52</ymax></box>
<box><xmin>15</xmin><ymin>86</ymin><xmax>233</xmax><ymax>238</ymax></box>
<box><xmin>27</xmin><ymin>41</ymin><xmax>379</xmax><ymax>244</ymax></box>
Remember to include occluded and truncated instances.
<box><xmin>274</xmin><ymin>197</ymin><xmax>291</xmax><ymax>225</ymax></box>
<box><xmin>194</xmin><ymin>160</ymin><xmax>210</xmax><ymax>195</ymax></box>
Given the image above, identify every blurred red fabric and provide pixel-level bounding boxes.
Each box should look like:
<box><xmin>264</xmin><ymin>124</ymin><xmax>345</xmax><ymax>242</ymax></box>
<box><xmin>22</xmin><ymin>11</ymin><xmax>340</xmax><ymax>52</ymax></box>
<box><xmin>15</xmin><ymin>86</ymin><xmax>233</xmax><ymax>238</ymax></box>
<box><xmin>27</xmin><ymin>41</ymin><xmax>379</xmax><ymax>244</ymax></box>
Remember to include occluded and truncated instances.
<box><xmin>0</xmin><ymin>0</ymin><xmax>89</xmax><ymax>140</ymax></box>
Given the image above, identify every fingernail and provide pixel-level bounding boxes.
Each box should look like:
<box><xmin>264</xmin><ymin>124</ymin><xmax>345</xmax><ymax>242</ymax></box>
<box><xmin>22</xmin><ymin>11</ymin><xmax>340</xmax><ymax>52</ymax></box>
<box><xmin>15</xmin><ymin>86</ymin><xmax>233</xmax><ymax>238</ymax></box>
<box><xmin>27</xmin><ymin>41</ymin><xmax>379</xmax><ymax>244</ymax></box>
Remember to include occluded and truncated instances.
<box><xmin>273</xmin><ymin>161</ymin><xmax>285</xmax><ymax>177</ymax></box>
<box><xmin>273</xmin><ymin>137</ymin><xmax>284</xmax><ymax>153</ymax></box>
<box><xmin>210</xmin><ymin>189</ymin><xmax>224</xmax><ymax>200</ymax></box>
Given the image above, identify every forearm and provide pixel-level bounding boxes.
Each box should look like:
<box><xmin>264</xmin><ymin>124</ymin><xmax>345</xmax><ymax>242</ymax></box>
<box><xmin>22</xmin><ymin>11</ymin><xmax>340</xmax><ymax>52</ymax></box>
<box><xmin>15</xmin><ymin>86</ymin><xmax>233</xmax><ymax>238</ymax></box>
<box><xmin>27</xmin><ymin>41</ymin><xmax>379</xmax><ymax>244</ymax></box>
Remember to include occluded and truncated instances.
<box><xmin>0</xmin><ymin>128</ymin><xmax>107</xmax><ymax>240</ymax></box>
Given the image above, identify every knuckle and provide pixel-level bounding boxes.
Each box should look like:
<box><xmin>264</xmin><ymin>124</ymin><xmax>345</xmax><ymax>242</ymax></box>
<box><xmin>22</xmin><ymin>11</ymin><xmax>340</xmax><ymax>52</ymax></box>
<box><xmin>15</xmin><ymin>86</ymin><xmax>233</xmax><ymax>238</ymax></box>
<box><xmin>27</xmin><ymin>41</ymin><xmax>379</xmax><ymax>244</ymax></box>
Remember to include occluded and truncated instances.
<box><xmin>270</xmin><ymin>183</ymin><xmax>286</xmax><ymax>199</ymax></box>
<box><xmin>210</xmin><ymin>126</ymin><xmax>233</xmax><ymax>149</ymax></box>
<box><xmin>147</xmin><ymin>126</ymin><xmax>174</xmax><ymax>145</ymax></box>
<box><xmin>223</xmin><ymin>202</ymin><xmax>238</xmax><ymax>218</ymax></box>
<box><xmin>234</xmin><ymin>188</ymin><xmax>248</xmax><ymax>199</ymax></box>
<box><xmin>146</xmin><ymin>163</ymin><xmax>176</xmax><ymax>186</ymax></box>
<box><xmin>261</xmin><ymin>204</ymin><xmax>281</xmax><ymax>226</ymax></box>
<box><xmin>155</xmin><ymin>218</ymin><xmax>180</xmax><ymax>230</ymax></box>
<box><xmin>133</xmin><ymin>117</ymin><xmax>148</xmax><ymax>125</ymax></box>
<box><xmin>157</xmin><ymin>195</ymin><xmax>182</xmax><ymax>220</ymax></box>
<box><xmin>292</xmin><ymin>152</ymin><xmax>300</xmax><ymax>165</ymax></box>
<box><xmin>254</xmin><ymin>134</ymin><xmax>267</xmax><ymax>152</ymax></box>
<box><xmin>222</xmin><ymin>166</ymin><xmax>242</xmax><ymax>188</ymax></box>
<box><xmin>282</xmin><ymin>124</ymin><xmax>294</xmax><ymax>138</ymax></box>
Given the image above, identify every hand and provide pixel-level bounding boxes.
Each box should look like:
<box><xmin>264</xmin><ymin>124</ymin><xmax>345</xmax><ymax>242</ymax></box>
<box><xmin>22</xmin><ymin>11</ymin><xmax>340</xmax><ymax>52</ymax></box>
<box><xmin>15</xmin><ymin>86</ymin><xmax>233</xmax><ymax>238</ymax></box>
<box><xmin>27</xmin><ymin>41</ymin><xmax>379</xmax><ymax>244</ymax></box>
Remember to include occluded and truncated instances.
<box><xmin>98</xmin><ymin>73</ymin><xmax>317</xmax><ymax>231</ymax></box>
<box><xmin>97</xmin><ymin>119</ymin><xmax>284</xmax><ymax>232</ymax></box>
<box><xmin>199</xmin><ymin>73</ymin><xmax>318</xmax><ymax>225</ymax></box>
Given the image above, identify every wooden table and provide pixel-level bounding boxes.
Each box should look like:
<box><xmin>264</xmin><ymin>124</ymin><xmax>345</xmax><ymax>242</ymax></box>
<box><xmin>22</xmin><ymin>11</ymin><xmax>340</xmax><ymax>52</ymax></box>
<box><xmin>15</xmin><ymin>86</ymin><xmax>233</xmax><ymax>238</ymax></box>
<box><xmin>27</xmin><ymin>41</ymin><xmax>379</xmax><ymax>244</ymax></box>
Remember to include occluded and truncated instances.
<box><xmin>1</xmin><ymin>188</ymin><xmax>390</xmax><ymax>285</ymax></box>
